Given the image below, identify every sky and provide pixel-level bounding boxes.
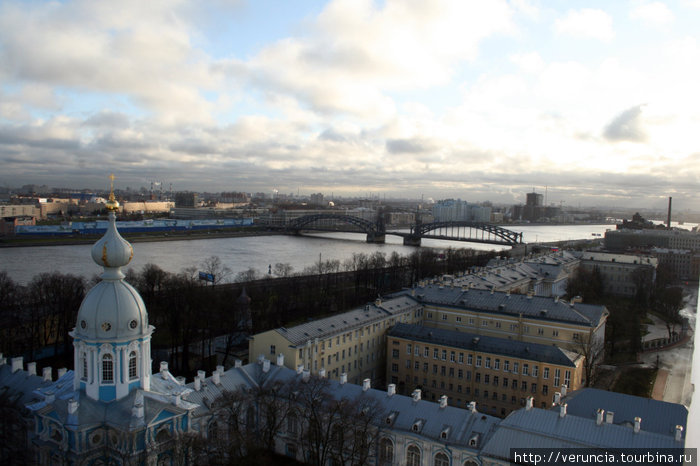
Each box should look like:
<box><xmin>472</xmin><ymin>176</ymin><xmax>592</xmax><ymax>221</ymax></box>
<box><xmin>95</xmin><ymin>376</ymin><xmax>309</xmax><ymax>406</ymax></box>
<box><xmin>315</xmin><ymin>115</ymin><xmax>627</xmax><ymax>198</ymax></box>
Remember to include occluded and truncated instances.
<box><xmin>0</xmin><ymin>0</ymin><xmax>699</xmax><ymax>210</ymax></box>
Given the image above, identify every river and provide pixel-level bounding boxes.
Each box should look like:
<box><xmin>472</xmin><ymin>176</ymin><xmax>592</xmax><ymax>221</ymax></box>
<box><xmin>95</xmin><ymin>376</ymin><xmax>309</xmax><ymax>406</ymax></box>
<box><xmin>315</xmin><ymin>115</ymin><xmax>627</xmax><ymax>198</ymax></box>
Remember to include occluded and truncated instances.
<box><xmin>0</xmin><ymin>224</ymin><xmax>618</xmax><ymax>285</ymax></box>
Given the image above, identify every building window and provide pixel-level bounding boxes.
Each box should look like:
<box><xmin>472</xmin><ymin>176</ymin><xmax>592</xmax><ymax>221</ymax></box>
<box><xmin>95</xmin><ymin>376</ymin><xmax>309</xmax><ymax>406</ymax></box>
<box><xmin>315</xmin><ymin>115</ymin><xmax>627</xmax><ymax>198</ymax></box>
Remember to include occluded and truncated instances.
<box><xmin>424</xmin><ymin>347</ymin><xmax>430</xmax><ymax>357</ymax></box>
<box><xmin>554</xmin><ymin>369</ymin><xmax>561</xmax><ymax>387</ymax></box>
<box><xmin>494</xmin><ymin>359</ymin><xmax>500</xmax><ymax>370</ymax></box>
<box><xmin>391</xmin><ymin>364</ymin><xmax>398</xmax><ymax>373</ymax></box>
<box><xmin>415</xmin><ymin>361</ymin><xmax>420</xmax><ymax>370</ymax></box>
<box><xmin>485</xmin><ymin>358</ymin><xmax>491</xmax><ymax>369</ymax></box>
<box><xmin>532</xmin><ymin>365</ymin><xmax>539</xmax><ymax>377</ymax></box>
<box><xmin>475</xmin><ymin>372</ymin><xmax>481</xmax><ymax>383</ymax></box>
<box><xmin>513</xmin><ymin>362</ymin><xmax>519</xmax><ymax>373</ymax></box>
<box><xmin>466</xmin><ymin>371</ymin><xmax>471</xmax><ymax>381</ymax></box>
<box><xmin>406</xmin><ymin>360</ymin><xmax>411</xmax><ymax>369</ymax></box>
<box><xmin>415</xmin><ymin>345</ymin><xmax>420</xmax><ymax>356</ymax></box>
<box><xmin>288</xmin><ymin>414</ymin><xmax>298</xmax><ymax>434</ymax></box>
<box><xmin>552</xmin><ymin>330</ymin><xmax>559</xmax><ymax>337</ymax></box>
<box><xmin>476</xmin><ymin>356</ymin><xmax>482</xmax><ymax>367</ymax></box>
<box><xmin>407</xmin><ymin>445</ymin><xmax>421</xmax><ymax>466</ymax></box>
<box><xmin>449</xmin><ymin>367</ymin><xmax>454</xmax><ymax>377</ymax></box>
<box><xmin>484</xmin><ymin>374</ymin><xmax>490</xmax><ymax>384</ymax></box>
<box><xmin>543</xmin><ymin>367</ymin><xmax>550</xmax><ymax>379</ymax></box>
<box><xmin>435</xmin><ymin>452</ymin><xmax>449</xmax><ymax>466</ymax></box>
<box><xmin>434</xmin><ymin>348</ymin><xmax>439</xmax><ymax>359</ymax></box>
<box><xmin>442</xmin><ymin>313</ymin><xmax>448</xmax><ymax>321</ymax></box>
<box><xmin>379</xmin><ymin>438</ymin><xmax>394</xmax><ymax>465</ymax></box>
<box><xmin>503</xmin><ymin>377</ymin><xmax>508</xmax><ymax>387</ymax></box>
<box><xmin>450</xmin><ymin>351</ymin><xmax>456</xmax><ymax>362</ymax></box>
<box><xmin>433</xmin><ymin>365</ymin><xmax>438</xmax><ymax>374</ymax></box>
<box><xmin>543</xmin><ymin>385</ymin><xmax>549</xmax><ymax>395</ymax></box>
<box><xmin>483</xmin><ymin>390</ymin><xmax>489</xmax><ymax>399</ymax></box>
<box><xmin>538</xmin><ymin>328</ymin><xmax>544</xmax><ymax>335</ymax></box>
<box><xmin>504</xmin><ymin>360</ymin><xmax>510</xmax><ymax>371</ymax></box>
<box><xmin>458</xmin><ymin>369</ymin><xmax>463</xmax><ymax>379</ymax></box>
<box><xmin>459</xmin><ymin>353</ymin><xmax>464</xmax><ymax>363</ymax></box>
<box><xmin>521</xmin><ymin>381</ymin><xmax>527</xmax><ymax>391</ymax></box>
<box><xmin>441</xmin><ymin>350</ymin><xmax>447</xmax><ymax>360</ymax></box>
<box><xmin>80</xmin><ymin>352</ymin><xmax>88</xmax><ymax>381</ymax></box>
<box><xmin>102</xmin><ymin>354</ymin><xmax>113</xmax><ymax>383</ymax></box>
<box><xmin>129</xmin><ymin>351</ymin><xmax>137</xmax><ymax>379</ymax></box>
<box><xmin>523</xmin><ymin>364</ymin><xmax>529</xmax><ymax>376</ymax></box>
<box><xmin>493</xmin><ymin>376</ymin><xmax>499</xmax><ymax>386</ymax></box>
<box><xmin>469</xmin><ymin>318</ymin><xmax>474</xmax><ymax>325</ymax></box>
<box><xmin>424</xmin><ymin>363</ymin><xmax>429</xmax><ymax>372</ymax></box>
<box><xmin>270</xmin><ymin>345</ymin><xmax>276</xmax><ymax>355</ymax></box>
<box><xmin>407</xmin><ymin>344</ymin><xmax>412</xmax><ymax>355</ymax></box>
<box><xmin>392</xmin><ymin>349</ymin><xmax>399</xmax><ymax>358</ymax></box>
<box><xmin>564</xmin><ymin>370</ymin><xmax>571</xmax><ymax>388</ymax></box>
<box><xmin>456</xmin><ymin>316</ymin><xmax>462</xmax><ymax>322</ymax></box>
<box><xmin>531</xmin><ymin>383</ymin><xmax>537</xmax><ymax>393</ymax></box>
<box><xmin>467</xmin><ymin>354</ymin><xmax>473</xmax><ymax>365</ymax></box>
<box><xmin>441</xmin><ymin>366</ymin><xmax>446</xmax><ymax>376</ymax></box>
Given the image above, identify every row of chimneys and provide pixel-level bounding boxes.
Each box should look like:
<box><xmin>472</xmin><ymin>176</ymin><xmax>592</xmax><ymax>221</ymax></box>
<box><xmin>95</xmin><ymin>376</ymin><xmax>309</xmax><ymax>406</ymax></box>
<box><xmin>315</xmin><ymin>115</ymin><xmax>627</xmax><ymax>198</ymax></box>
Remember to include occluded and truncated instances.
<box><xmin>1</xmin><ymin>355</ymin><xmax>66</xmax><ymax>381</ymax></box>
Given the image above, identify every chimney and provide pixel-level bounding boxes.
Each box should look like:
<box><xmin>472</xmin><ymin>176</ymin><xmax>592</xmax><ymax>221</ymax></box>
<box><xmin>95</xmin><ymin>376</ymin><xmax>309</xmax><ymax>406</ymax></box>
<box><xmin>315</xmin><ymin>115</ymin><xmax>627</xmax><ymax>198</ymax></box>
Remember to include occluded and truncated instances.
<box><xmin>160</xmin><ymin>362</ymin><xmax>169</xmax><ymax>379</ymax></box>
<box><xmin>634</xmin><ymin>417</ymin><xmax>641</xmax><ymax>433</ymax></box>
<box><xmin>27</xmin><ymin>362</ymin><xmax>37</xmax><ymax>376</ymax></box>
<box><xmin>387</xmin><ymin>384</ymin><xmax>396</xmax><ymax>397</ymax></box>
<box><xmin>277</xmin><ymin>353</ymin><xmax>285</xmax><ymax>366</ymax></box>
<box><xmin>467</xmin><ymin>401</ymin><xmax>477</xmax><ymax>413</ymax></box>
<box><xmin>0</xmin><ymin>355</ymin><xmax>5</xmax><ymax>366</ymax></box>
<box><xmin>525</xmin><ymin>397</ymin><xmax>533</xmax><ymax>410</ymax></box>
<box><xmin>362</xmin><ymin>378</ymin><xmax>371</xmax><ymax>391</ymax></box>
<box><xmin>11</xmin><ymin>357</ymin><xmax>23</xmax><ymax>373</ymax></box>
<box><xmin>340</xmin><ymin>372</ymin><xmax>347</xmax><ymax>384</ymax></box>
<box><xmin>319</xmin><ymin>368</ymin><xmax>326</xmax><ymax>378</ymax></box>
<box><xmin>553</xmin><ymin>392</ymin><xmax>561</xmax><ymax>405</ymax></box>
<box><xmin>667</xmin><ymin>197</ymin><xmax>672</xmax><ymax>229</ymax></box>
<box><xmin>296</xmin><ymin>364</ymin><xmax>304</xmax><ymax>375</ymax></box>
<box><xmin>605</xmin><ymin>411</ymin><xmax>614</xmax><ymax>424</ymax></box>
<box><xmin>596</xmin><ymin>409</ymin><xmax>604</xmax><ymax>425</ymax></box>
<box><xmin>212</xmin><ymin>369</ymin><xmax>220</xmax><ymax>385</ymax></box>
<box><xmin>412</xmin><ymin>389</ymin><xmax>421</xmax><ymax>402</ymax></box>
<box><xmin>675</xmin><ymin>425</ymin><xmax>684</xmax><ymax>442</ymax></box>
<box><xmin>194</xmin><ymin>376</ymin><xmax>201</xmax><ymax>391</ymax></box>
<box><xmin>197</xmin><ymin>370</ymin><xmax>206</xmax><ymax>381</ymax></box>
<box><xmin>234</xmin><ymin>359</ymin><xmax>242</xmax><ymax>368</ymax></box>
<box><xmin>302</xmin><ymin>370</ymin><xmax>310</xmax><ymax>382</ymax></box>
<box><xmin>559</xmin><ymin>403</ymin><xmax>567</xmax><ymax>418</ymax></box>
<box><xmin>560</xmin><ymin>384</ymin><xmax>567</xmax><ymax>397</ymax></box>
<box><xmin>439</xmin><ymin>395</ymin><xmax>448</xmax><ymax>408</ymax></box>
<box><xmin>57</xmin><ymin>368</ymin><xmax>67</xmax><ymax>378</ymax></box>
<box><xmin>43</xmin><ymin>367</ymin><xmax>52</xmax><ymax>381</ymax></box>
<box><xmin>375</xmin><ymin>297</ymin><xmax>382</xmax><ymax>306</ymax></box>
<box><xmin>216</xmin><ymin>365</ymin><xmax>224</xmax><ymax>375</ymax></box>
<box><xmin>132</xmin><ymin>402</ymin><xmax>144</xmax><ymax>419</ymax></box>
<box><xmin>67</xmin><ymin>399</ymin><xmax>79</xmax><ymax>415</ymax></box>
<box><xmin>262</xmin><ymin>359</ymin><xmax>271</xmax><ymax>373</ymax></box>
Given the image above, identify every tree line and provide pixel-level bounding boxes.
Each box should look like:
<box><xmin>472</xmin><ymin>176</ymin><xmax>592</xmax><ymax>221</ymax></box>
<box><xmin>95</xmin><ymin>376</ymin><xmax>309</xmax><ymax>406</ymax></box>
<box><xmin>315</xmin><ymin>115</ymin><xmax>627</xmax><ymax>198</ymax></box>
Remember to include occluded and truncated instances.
<box><xmin>0</xmin><ymin>248</ymin><xmax>498</xmax><ymax>376</ymax></box>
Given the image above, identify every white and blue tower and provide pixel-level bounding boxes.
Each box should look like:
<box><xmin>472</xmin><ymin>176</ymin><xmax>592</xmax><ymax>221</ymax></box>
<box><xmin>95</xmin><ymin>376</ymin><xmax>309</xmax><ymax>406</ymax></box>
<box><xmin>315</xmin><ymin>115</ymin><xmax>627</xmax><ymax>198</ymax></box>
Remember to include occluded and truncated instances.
<box><xmin>70</xmin><ymin>184</ymin><xmax>153</xmax><ymax>402</ymax></box>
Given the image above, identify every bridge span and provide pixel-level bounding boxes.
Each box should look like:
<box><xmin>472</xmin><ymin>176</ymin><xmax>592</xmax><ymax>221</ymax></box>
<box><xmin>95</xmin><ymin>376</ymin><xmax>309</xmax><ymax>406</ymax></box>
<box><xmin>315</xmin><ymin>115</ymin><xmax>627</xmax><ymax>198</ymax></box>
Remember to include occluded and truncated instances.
<box><xmin>276</xmin><ymin>214</ymin><xmax>523</xmax><ymax>247</ymax></box>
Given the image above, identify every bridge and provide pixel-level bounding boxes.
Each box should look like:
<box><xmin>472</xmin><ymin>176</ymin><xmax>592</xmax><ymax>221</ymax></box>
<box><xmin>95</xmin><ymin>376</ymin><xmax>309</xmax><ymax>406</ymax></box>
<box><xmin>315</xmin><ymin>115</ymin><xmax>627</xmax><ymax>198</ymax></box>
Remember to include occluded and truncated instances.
<box><xmin>279</xmin><ymin>214</ymin><xmax>523</xmax><ymax>246</ymax></box>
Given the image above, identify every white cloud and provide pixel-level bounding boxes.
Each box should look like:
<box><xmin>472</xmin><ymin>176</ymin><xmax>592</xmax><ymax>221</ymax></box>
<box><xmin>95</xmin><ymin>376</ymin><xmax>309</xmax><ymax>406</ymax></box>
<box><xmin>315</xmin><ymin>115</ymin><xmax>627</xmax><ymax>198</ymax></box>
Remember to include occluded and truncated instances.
<box><xmin>554</xmin><ymin>8</ymin><xmax>614</xmax><ymax>42</ymax></box>
<box><xmin>630</xmin><ymin>2</ymin><xmax>675</xmax><ymax>25</ymax></box>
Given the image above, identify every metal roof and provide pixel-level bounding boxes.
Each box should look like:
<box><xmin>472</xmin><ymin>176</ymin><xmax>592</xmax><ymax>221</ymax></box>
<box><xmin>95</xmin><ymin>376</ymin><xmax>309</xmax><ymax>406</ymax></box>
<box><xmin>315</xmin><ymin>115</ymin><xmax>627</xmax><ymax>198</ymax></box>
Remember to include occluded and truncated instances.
<box><xmin>481</xmin><ymin>406</ymin><xmax>681</xmax><ymax>461</ymax></box>
<box><xmin>557</xmin><ymin>388</ymin><xmax>687</xmax><ymax>438</ymax></box>
<box><xmin>390</xmin><ymin>286</ymin><xmax>607</xmax><ymax>327</ymax></box>
<box><xmin>388</xmin><ymin>323</ymin><xmax>579</xmax><ymax>367</ymax></box>
<box><xmin>274</xmin><ymin>296</ymin><xmax>421</xmax><ymax>346</ymax></box>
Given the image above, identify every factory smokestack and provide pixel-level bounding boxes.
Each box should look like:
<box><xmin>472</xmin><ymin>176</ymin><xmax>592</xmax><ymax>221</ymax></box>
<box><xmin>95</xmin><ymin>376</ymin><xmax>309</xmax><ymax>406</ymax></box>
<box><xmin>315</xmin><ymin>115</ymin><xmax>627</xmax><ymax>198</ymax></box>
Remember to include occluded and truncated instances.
<box><xmin>667</xmin><ymin>197</ymin><xmax>672</xmax><ymax>229</ymax></box>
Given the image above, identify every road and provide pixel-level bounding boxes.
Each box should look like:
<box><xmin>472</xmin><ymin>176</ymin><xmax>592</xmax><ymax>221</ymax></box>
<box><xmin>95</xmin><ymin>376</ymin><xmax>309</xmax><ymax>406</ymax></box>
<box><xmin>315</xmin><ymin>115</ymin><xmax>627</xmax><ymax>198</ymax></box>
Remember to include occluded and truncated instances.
<box><xmin>640</xmin><ymin>284</ymin><xmax>697</xmax><ymax>407</ymax></box>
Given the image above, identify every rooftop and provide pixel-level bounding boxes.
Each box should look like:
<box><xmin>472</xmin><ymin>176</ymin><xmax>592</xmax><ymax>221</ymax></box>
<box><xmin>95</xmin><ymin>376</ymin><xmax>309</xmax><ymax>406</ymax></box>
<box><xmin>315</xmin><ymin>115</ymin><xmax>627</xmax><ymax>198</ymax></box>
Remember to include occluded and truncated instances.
<box><xmin>388</xmin><ymin>323</ymin><xmax>580</xmax><ymax>367</ymax></box>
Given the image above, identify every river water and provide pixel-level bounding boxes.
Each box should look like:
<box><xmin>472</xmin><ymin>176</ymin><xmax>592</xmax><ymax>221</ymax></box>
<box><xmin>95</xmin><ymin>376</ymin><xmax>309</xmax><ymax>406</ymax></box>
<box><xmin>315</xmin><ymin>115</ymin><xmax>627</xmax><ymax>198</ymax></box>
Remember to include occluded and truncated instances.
<box><xmin>0</xmin><ymin>224</ymin><xmax>618</xmax><ymax>285</ymax></box>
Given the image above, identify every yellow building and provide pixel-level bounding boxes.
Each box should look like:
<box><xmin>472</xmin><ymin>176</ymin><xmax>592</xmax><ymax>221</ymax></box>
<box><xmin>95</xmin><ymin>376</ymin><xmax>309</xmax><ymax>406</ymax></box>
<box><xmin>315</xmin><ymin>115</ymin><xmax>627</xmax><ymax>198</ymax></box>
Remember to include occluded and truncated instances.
<box><xmin>401</xmin><ymin>285</ymin><xmax>608</xmax><ymax>353</ymax></box>
<box><xmin>248</xmin><ymin>296</ymin><xmax>423</xmax><ymax>385</ymax></box>
<box><xmin>386</xmin><ymin>323</ymin><xmax>584</xmax><ymax>418</ymax></box>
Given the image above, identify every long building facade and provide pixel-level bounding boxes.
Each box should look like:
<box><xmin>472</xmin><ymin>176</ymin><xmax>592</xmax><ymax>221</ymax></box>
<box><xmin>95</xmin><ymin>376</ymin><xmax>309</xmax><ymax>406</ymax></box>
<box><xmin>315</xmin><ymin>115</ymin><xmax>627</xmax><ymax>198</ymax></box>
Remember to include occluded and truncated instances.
<box><xmin>386</xmin><ymin>323</ymin><xmax>584</xmax><ymax>417</ymax></box>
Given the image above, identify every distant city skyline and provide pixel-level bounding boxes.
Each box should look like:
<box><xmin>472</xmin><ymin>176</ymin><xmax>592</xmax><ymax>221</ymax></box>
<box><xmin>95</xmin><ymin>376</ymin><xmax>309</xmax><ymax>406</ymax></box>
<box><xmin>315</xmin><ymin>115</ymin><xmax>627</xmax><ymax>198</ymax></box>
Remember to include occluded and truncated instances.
<box><xmin>1</xmin><ymin>1</ymin><xmax>698</xmax><ymax>210</ymax></box>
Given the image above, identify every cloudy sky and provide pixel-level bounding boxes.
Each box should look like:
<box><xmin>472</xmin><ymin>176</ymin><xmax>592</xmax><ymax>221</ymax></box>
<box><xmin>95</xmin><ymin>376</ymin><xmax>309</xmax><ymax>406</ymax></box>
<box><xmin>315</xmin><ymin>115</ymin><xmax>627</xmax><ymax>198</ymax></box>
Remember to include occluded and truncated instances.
<box><xmin>1</xmin><ymin>0</ymin><xmax>699</xmax><ymax>209</ymax></box>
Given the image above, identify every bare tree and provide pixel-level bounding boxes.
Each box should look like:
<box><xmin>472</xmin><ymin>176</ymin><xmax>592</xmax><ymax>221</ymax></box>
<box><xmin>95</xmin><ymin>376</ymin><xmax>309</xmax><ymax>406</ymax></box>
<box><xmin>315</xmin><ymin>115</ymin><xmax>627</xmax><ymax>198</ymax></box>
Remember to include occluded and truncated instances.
<box><xmin>273</xmin><ymin>262</ymin><xmax>294</xmax><ymax>277</ymax></box>
<box><xmin>577</xmin><ymin>330</ymin><xmax>604</xmax><ymax>387</ymax></box>
<box><xmin>200</xmin><ymin>256</ymin><xmax>232</xmax><ymax>285</ymax></box>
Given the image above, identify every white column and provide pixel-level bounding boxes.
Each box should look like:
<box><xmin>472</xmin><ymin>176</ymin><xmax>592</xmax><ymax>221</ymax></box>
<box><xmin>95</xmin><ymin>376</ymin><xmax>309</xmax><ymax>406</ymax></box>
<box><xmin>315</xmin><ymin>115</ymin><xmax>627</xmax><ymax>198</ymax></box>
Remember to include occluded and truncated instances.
<box><xmin>73</xmin><ymin>342</ymin><xmax>80</xmax><ymax>390</ymax></box>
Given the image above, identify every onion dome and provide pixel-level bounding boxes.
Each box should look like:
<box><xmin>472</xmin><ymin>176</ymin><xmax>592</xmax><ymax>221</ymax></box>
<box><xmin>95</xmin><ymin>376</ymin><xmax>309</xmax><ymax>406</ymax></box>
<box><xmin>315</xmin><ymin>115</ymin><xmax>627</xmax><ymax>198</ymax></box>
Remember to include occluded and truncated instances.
<box><xmin>74</xmin><ymin>178</ymin><xmax>148</xmax><ymax>341</ymax></box>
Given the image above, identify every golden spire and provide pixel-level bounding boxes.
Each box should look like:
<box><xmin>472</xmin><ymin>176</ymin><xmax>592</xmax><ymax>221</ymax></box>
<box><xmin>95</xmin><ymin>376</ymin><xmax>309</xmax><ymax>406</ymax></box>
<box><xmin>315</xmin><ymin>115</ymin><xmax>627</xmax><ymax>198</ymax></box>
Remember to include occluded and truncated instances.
<box><xmin>105</xmin><ymin>173</ymin><xmax>120</xmax><ymax>211</ymax></box>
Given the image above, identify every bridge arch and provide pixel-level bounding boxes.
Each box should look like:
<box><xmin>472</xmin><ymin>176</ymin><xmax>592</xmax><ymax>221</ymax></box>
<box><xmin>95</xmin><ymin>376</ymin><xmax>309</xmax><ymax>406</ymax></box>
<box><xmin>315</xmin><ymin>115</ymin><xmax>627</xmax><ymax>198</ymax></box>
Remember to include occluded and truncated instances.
<box><xmin>287</xmin><ymin>213</ymin><xmax>382</xmax><ymax>234</ymax></box>
<box><xmin>411</xmin><ymin>221</ymin><xmax>523</xmax><ymax>245</ymax></box>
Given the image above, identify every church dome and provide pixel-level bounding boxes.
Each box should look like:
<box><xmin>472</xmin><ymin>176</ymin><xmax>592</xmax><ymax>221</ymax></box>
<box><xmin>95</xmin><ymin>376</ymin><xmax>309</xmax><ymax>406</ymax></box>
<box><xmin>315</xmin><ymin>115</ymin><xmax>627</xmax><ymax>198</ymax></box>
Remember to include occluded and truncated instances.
<box><xmin>74</xmin><ymin>279</ymin><xmax>148</xmax><ymax>340</ymax></box>
<box><xmin>73</xmin><ymin>201</ymin><xmax>149</xmax><ymax>341</ymax></box>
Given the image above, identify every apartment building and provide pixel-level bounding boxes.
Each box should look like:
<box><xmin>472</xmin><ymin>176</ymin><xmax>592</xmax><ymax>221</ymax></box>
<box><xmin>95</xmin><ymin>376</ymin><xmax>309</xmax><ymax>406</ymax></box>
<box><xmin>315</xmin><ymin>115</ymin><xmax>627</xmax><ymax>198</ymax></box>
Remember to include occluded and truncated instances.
<box><xmin>390</xmin><ymin>285</ymin><xmax>608</xmax><ymax>353</ymax></box>
<box><xmin>248</xmin><ymin>296</ymin><xmax>424</xmax><ymax>385</ymax></box>
<box><xmin>386</xmin><ymin>324</ymin><xmax>583</xmax><ymax>417</ymax></box>
<box><xmin>578</xmin><ymin>251</ymin><xmax>658</xmax><ymax>297</ymax></box>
